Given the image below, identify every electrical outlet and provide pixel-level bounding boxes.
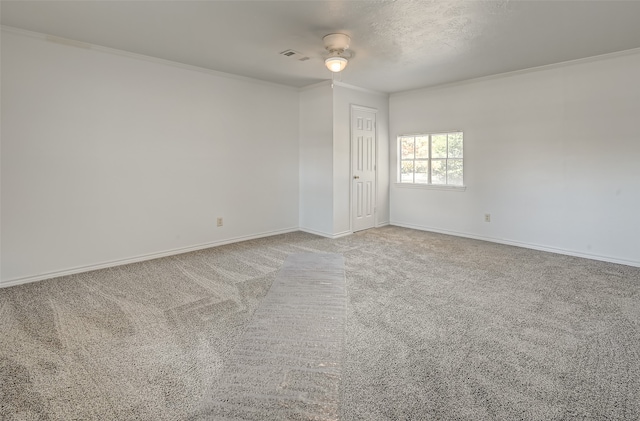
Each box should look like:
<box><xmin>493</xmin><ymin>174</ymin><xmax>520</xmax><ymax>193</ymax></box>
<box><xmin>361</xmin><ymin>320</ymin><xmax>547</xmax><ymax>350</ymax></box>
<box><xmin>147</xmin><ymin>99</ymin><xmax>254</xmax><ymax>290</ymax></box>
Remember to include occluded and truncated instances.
<box><xmin>484</xmin><ymin>214</ymin><xmax>491</xmax><ymax>223</ymax></box>
<box><xmin>217</xmin><ymin>217</ymin><xmax>223</xmax><ymax>227</ymax></box>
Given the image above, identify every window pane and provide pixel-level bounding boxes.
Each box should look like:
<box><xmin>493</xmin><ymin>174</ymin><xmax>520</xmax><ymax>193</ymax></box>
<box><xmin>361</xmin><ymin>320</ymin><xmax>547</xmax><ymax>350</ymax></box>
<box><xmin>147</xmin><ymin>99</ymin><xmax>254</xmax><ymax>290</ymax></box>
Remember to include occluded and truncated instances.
<box><xmin>448</xmin><ymin>132</ymin><xmax>463</xmax><ymax>158</ymax></box>
<box><xmin>431</xmin><ymin>159</ymin><xmax>446</xmax><ymax>184</ymax></box>
<box><xmin>399</xmin><ymin>131</ymin><xmax>463</xmax><ymax>186</ymax></box>
<box><xmin>447</xmin><ymin>159</ymin><xmax>463</xmax><ymax>185</ymax></box>
<box><xmin>400</xmin><ymin>137</ymin><xmax>414</xmax><ymax>159</ymax></box>
<box><xmin>432</xmin><ymin>134</ymin><xmax>447</xmax><ymax>158</ymax></box>
<box><xmin>415</xmin><ymin>160</ymin><xmax>428</xmax><ymax>183</ymax></box>
<box><xmin>415</xmin><ymin>136</ymin><xmax>429</xmax><ymax>159</ymax></box>
<box><xmin>401</xmin><ymin>160</ymin><xmax>414</xmax><ymax>183</ymax></box>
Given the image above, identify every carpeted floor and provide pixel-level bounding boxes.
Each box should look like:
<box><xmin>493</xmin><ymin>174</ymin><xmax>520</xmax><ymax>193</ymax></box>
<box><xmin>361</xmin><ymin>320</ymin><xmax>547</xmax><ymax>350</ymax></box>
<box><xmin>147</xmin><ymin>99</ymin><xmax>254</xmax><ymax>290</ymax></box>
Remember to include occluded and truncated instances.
<box><xmin>194</xmin><ymin>253</ymin><xmax>346</xmax><ymax>420</ymax></box>
<box><xmin>1</xmin><ymin>226</ymin><xmax>639</xmax><ymax>420</ymax></box>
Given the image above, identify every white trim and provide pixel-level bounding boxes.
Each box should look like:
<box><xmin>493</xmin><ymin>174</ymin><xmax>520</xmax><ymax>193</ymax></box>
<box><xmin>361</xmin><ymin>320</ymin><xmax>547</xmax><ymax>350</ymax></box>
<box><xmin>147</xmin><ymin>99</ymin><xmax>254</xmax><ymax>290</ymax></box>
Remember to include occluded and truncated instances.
<box><xmin>399</xmin><ymin>130</ymin><xmax>462</xmax><ymax>137</ymax></box>
<box><xmin>299</xmin><ymin>227</ymin><xmax>333</xmax><ymax>238</ymax></box>
<box><xmin>391</xmin><ymin>46</ymin><xmax>640</xmax><ymax>97</ymax></box>
<box><xmin>394</xmin><ymin>183</ymin><xmax>467</xmax><ymax>192</ymax></box>
<box><xmin>1</xmin><ymin>25</ymin><xmax>297</xmax><ymax>91</ymax></box>
<box><xmin>332</xmin><ymin>230</ymin><xmax>353</xmax><ymax>239</ymax></box>
<box><xmin>375</xmin><ymin>221</ymin><xmax>390</xmax><ymax>228</ymax></box>
<box><xmin>297</xmin><ymin>81</ymin><xmax>389</xmax><ymax>96</ymax></box>
<box><xmin>390</xmin><ymin>221</ymin><xmax>640</xmax><ymax>268</ymax></box>
<box><xmin>351</xmin><ymin>104</ymin><xmax>379</xmax><ymax>113</ymax></box>
<box><xmin>0</xmin><ymin>227</ymin><xmax>299</xmax><ymax>289</ymax></box>
<box><xmin>332</xmin><ymin>81</ymin><xmax>389</xmax><ymax>97</ymax></box>
<box><xmin>299</xmin><ymin>227</ymin><xmax>352</xmax><ymax>239</ymax></box>
<box><xmin>297</xmin><ymin>80</ymin><xmax>333</xmax><ymax>92</ymax></box>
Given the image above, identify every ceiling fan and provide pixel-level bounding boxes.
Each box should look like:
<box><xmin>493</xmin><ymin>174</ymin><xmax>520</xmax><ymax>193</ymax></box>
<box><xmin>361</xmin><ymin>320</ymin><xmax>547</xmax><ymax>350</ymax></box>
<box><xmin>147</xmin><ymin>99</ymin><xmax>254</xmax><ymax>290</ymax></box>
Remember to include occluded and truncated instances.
<box><xmin>323</xmin><ymin>33</ymin><xmax>353</xmax><ymax>73</ymax></box>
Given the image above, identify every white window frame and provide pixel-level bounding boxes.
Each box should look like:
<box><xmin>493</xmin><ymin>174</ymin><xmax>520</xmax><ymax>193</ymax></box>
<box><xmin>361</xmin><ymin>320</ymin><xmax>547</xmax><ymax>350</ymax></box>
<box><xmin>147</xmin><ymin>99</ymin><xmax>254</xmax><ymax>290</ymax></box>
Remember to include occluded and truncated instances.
<box><xmin>397</xmin><ymin>131</ymin><xmax>465</xmax><ymax>190</ymax></box>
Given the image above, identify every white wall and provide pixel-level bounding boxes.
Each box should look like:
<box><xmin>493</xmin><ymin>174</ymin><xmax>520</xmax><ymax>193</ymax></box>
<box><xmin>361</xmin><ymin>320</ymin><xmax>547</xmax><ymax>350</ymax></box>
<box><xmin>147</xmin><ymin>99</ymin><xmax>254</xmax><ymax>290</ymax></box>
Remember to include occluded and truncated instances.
<box><xmin>390</xmin><ymin>50</ymin><xmax>640</xmax><ymax>266</ymax></box>
<box><xmin>1</xmin><ymin>29</ymin><xmax>300</xmax><ymax>285</ymax></box>
<box><xmin>333</xmin><ymin>84</ymin><xmax>390</xmax><ymax>234</ymax></box>
<box><xmin>298</xmin><ymin>83</ymin><xmax>334</xmax><ymax>237</ymax></box>
<box><xmin>298</xmin><ymin>82</ymin><xmax>390</xmax><ymax>238</ymax></box>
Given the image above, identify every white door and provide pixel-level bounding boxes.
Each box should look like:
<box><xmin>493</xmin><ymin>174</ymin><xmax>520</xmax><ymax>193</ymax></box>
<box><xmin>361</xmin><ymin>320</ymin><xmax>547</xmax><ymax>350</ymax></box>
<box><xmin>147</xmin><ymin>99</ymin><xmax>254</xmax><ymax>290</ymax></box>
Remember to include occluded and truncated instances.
<box><xmin>351</xmin><ymin>106</ymin><xmax>377</xmax><ymax>232</ymax></box>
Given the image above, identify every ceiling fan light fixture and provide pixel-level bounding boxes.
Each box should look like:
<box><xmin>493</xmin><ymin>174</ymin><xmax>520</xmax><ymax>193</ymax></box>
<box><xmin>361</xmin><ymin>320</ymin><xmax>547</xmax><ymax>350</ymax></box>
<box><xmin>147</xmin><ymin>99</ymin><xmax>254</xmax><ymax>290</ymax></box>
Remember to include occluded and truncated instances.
<box><xmin>325</xmin><ymin>56</ymin><xmax>348</xmax><ymax>72</ymax></box>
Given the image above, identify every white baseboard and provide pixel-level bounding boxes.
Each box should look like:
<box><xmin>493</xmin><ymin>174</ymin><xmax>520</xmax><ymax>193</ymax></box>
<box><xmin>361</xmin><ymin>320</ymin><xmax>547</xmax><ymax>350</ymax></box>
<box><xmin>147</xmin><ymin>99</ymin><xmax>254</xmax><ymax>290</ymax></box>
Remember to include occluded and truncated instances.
<box><xmin>8</xmin><ymin>221</ymin><xmax>633</xmax><ymax>289</ymax></box>
<box><xmin>299</xmin><ymin>227</ymin><xmax>352</xmax><ymax>239</ymax></box>
<box><xmin>0</xmin><ymin>227</ymin><xmax>299</xmax><ymax>289</ymax></box>
<box><xmin>332</xmin><ymin>230</ymin><xmax>353</xmax><ymax>239</ymax></box>
<box><xmin>391</xmin><ymin>221</ymin><xmax>640</xmax><ymax>268</ymax></box>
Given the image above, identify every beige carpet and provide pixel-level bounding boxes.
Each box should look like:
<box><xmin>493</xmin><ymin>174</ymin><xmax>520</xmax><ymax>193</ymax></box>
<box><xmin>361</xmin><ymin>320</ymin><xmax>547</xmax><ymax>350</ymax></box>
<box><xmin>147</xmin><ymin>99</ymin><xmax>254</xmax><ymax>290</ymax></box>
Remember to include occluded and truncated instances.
<box><xmin>1</xmin><ymin>226</ymin><xmax>639</xmax><ymax>420</ymax></box>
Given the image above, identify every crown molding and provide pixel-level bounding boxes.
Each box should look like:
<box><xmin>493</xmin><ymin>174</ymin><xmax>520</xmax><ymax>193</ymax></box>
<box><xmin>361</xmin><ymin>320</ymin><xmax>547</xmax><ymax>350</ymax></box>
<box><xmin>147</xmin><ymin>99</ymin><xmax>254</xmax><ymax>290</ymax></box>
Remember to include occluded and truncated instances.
<box><xmin>391</xmin><ymin>46</ymin><xmax>640</xmax><ymax>98</ymax></box>
<box><xmin>1</xmin><ymin>25</ymin><xmax>298</xmax><ymax>91</ymax></box>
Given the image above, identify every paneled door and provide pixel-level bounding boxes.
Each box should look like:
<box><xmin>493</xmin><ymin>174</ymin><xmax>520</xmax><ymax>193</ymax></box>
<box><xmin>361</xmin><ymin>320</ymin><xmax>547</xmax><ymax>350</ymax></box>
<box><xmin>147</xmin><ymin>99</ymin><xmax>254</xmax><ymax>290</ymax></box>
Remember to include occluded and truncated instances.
<box><xmin>351</xmin><ymin>106</ymin><xmax>377</xmax><ymax>232</ymax></box>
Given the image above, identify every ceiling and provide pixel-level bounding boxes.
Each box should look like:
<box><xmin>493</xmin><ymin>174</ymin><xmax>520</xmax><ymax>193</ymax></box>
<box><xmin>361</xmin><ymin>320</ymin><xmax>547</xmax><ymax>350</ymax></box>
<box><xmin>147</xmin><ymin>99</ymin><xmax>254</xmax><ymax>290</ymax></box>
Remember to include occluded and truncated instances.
<box><xmin>2</xmin><ymin>1</ymin><xmax>640</xmax><ymax>94</ymax></box>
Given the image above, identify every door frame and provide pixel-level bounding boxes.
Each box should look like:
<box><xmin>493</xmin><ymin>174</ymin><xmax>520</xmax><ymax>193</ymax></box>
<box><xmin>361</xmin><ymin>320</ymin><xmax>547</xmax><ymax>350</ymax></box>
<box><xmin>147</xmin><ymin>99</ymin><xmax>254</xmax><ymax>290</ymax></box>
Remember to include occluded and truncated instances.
<box><xmin>349</xmin><ymin>104</ymin><xmax>379</xmax><ymax>233</ymax></box>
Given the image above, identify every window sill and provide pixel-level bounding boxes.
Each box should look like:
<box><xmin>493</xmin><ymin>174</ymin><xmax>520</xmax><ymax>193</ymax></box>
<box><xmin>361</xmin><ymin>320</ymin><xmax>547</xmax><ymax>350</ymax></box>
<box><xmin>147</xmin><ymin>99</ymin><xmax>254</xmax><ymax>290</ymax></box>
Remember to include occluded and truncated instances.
<box><xmin>394</xmin><ymin>183</ymin><xmax>467</xmax><ymax>192</ymax></box>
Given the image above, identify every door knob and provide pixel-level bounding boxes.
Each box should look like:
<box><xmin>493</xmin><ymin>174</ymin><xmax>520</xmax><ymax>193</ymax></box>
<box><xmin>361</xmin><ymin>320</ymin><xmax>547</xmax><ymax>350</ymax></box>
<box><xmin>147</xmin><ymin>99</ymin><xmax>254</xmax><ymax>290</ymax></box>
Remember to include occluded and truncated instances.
<box><xmin>353</xmin><ymin>175</ymin><xmax>360</xmax><ymax>179</ymax></box>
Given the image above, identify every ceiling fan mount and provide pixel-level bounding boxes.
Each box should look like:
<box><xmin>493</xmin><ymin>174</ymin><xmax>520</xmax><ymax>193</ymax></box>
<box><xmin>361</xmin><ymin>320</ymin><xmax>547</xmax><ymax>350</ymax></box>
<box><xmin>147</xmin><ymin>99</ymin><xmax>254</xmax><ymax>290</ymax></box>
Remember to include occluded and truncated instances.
<box><xmin>323</xmin><ymin>33</ymin><xmax>350</xmax><ymax>51</ymax></box>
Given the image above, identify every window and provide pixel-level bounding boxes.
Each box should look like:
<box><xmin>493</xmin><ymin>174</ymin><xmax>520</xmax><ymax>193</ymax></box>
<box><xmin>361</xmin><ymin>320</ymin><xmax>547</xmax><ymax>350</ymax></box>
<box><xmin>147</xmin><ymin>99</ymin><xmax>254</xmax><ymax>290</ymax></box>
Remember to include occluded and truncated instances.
<box><xmin>399</xmin><ymin>131</ymin><xmax>463</xmax><ymax>186</ymax></box>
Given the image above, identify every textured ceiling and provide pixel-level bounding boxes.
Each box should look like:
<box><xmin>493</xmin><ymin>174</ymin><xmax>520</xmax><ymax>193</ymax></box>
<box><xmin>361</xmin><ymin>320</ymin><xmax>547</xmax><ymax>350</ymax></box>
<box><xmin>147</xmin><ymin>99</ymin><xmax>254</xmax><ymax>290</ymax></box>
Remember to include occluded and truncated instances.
<box><xmin>2</xmin><ymin>1</ymin><xmax>640</xmax><ymax>93</ymax></box>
